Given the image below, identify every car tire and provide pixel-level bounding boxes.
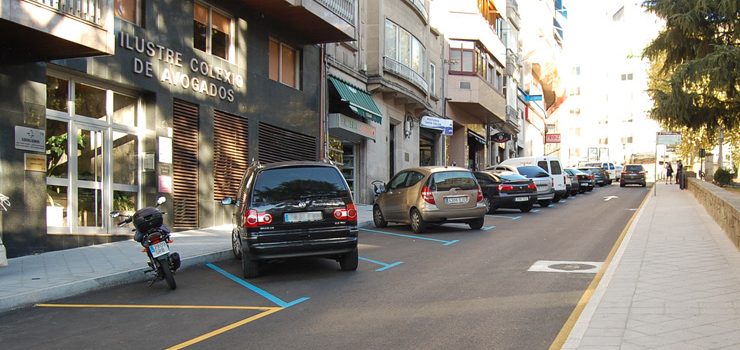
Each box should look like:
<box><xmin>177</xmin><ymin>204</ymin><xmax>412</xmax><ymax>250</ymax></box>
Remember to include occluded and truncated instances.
<box><xmin>339</xmin><ymin>248</ymin><xmax>358</xmax><ymax>271</ymax></box>
<box><xmin>482</xmin><ymin>197</ymin><xmax>493</xmax><ymax>214</ymax></box>
<box><xmin>538</xmin><ymin>200</ymin><xmax>550</xmax><ymax>207</ymax></box>
<box><xmin>232</xmin><ymin>230</ymin><xmax>242</xmax><ymax>260</ymax></box>
<box><xmin>468</xmin><ymin>217</ymin><xmax>485</xmax><ymax>230</ymax></box>
<box><xmin>241</xmin><ymin>248</ymin><xmax>260</xmax><ymax>278</ymax></box>
<box><xmin>641</xmin><ymin>182</ymin><xmax>646</xmax><ymax>187</ymax></box>
<box><xmin>373</xmin><ymin>205</ymin><xmax>388</xmax><ymax>228</ymax></box>
<box><xmin>410</xmin><ymin>208</ymin><xmax>427</xmax><ymax>233</ymax></box>
<box><xmin>552</xmin><ymin>194</ymin><xmax>561</xmax><ymax>203</ymax></box>
<box><xmin>520</xmin><ymin>205</ymin><xmax>532</xmax><ymax>213</ymax></box>
<box><xmin>620</xmin><ymin>183</ymin><xmax>625</xmax><ymax>187</ymax></box>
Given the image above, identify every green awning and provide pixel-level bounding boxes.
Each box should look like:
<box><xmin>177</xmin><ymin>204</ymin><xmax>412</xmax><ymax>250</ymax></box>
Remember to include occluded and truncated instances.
<box><xmin>329</xmin><ymin>76</ymin><xmax>383</xmax><ymax>124</ymax></box>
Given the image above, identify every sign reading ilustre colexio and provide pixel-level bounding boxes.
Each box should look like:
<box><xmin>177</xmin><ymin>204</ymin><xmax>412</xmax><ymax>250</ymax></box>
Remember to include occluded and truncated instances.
<box><xmin>119</xmin><ymin>32</ymin><xmax>244</xmax><ymax>102</ymax></box>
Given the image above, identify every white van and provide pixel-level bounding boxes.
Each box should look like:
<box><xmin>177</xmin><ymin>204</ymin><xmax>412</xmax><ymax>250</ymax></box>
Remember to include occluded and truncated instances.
<box><xmin>499</xmin><ymin>156</ymin><xmax>568</xmax><ymax>202</ymax></box>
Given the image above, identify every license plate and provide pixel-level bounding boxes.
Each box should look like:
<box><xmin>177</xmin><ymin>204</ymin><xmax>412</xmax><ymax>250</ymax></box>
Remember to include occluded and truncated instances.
<box><xmin>581</xmin><ymin>182</ymin><xmax>589</xmax><ymax>186</ymax></box>
<box><xmin>149</xmin><ymin>241</ymin><xmax>169</xmax><ymax>258</ymax></box>
<box><xmin>284</xmin><ymin>211</ymin><xmax>323</xmax><ymax>223</ymax></box>
<box><xmin>445</xmin><ymin>196</ymin><xmax>469</xmax><ymax>205</ymax></box>
<box><xmin>514</xmin><ymin>197</ymin><xmax>529</xmax><ymax>202</ymax></box>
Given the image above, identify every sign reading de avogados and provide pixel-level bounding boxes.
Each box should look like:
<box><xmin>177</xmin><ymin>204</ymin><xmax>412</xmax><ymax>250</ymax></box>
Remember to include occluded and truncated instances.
<box><xmin>119</xmin><ymin>32</ymin><xmax>244</xmax><ymax>102</ymax></box>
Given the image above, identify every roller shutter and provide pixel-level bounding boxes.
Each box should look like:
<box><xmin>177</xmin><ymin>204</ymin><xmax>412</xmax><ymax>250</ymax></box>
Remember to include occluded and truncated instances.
<box><xmin>258</xmin><ymin>122</ymin><xmax>318</xmax><ymax>163</ymax></box>
<box><xmin>213</xmin><ymin>110</ymin><xmax>248</xmax><ymax>200</ymax></box>
<box><xmin>172</xmin><ymin>99</ymin><xmax>199</xmax><ymax>229</ymax></box>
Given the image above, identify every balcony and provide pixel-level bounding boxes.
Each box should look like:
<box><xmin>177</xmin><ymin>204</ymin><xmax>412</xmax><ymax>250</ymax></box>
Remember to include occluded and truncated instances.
<box><xmin>238</xmin><ymin>0</ymin><xmax>355</xmax><ymax>44</ymax></box>
<box><xmin>507</xmin><ymin>0</ymin><xmax>520</xmax><ymax>29</ymax></box>
<box><xmin>447</xmin><ymin>74</ymin><xmax>506</xmax><ymax>125</ymax></box>
<box><xmin>382</xmin><ymin>56</ymin><xmax>428</xmax><ymax>93</ymax></box>
<box><xmin>404</xmin><ymin>0</ymin><xmax>428</xmax><ymax>23</ymax></box>
<box><xmin>0</xmin><ymin>0</ymin><xmax>114</xmax><ymax>63</ymax></box>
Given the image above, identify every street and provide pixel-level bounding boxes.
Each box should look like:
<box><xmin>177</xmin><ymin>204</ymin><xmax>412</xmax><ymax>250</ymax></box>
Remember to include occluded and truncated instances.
<box><xmin>0</xmin><ymin>185</ymin><xmax>648</xmax><ymax>350</ymax></box>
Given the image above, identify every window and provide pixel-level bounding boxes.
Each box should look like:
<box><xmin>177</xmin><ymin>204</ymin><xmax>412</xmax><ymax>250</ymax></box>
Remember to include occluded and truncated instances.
<box><xmin>384</xmin><ymin>20</ymin><xmax>426</xmax><ymax>78</ymax></box>
<box><xmin>115</xmin><ymin>0</ymin><xmax>142</xmax><ymax>25</ymax></box>
<box><xmin>620</xmin><ymin>73</ymin><xmax>633</xmax><ymax>81</ymax></box>
<box><xmin>194</xmin><ymin>2</ymin><xmax>232</xmax><ymax>60</ymax></box>
<box><xmin>269</xmin><ymin>38</ymin><xmax>301</xmax><ymax>89</ymax></box>
<box><xmin>429</xmin><ymin>63</ymin><xmax>436</xmax><ymax>96</ymax></box>
<box><xmin>388</xmin><ymin>172</ymin><xmax>409</xmax><ymax>190</ymax></box>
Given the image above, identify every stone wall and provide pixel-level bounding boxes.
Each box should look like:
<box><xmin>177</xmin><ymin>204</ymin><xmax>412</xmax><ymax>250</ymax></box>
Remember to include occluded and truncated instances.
<box><xmin>687</xmin><ymin>178</ymin><xmax>740</xmax><ymax>250</ymax></box>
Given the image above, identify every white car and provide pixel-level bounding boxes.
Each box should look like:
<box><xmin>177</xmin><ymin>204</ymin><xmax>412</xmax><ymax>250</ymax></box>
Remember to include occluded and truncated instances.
<box><xmin>499</xmin><ymin>156</ymin><xmax>568</xmax><ymax>202</ymax></box>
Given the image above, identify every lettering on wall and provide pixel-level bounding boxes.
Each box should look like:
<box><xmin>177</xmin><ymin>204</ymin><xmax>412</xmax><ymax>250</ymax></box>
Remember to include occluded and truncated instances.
<box><xmin>119</xmin><ymin>32</ymin><xmax>244</xmax><ymax>102</ymax></box>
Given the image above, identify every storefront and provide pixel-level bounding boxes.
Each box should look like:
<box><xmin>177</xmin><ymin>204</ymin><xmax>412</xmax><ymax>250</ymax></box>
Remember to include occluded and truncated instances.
<box><xmin>467</xmin><ymin>130</ymin><xmax>487</xmax><ymax>170</ymax></box>
<box><xmin>419</xmin><ymin>115</ymin><xmax>451</xmax><ymax>166</ymax></box>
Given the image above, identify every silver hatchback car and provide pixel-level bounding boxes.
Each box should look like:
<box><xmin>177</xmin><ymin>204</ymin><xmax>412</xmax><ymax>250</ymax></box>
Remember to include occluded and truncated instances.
<box><xmin>487</xmin><ymin>164</ymin><xmax>555</xmax><ymax>207</ymax></box>
<box><xmin>372</xmin><ymin>167</ymin><xmax>487</xmax><ymax>233</ymax></box>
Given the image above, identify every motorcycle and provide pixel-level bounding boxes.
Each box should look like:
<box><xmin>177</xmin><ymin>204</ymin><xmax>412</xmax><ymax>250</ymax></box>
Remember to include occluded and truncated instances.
<box><xmin>110</xmin><ymin>196</ymin><xmax>180</xmax><ymax>290</ymax></box>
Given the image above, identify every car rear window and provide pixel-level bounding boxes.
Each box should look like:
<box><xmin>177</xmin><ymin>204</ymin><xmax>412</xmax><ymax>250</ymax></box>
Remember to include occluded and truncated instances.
<box><xmin>517</xmin><ymin>166</ymin><xmax>550</xmax><ymax>178</ymax></box>
<box><xmin>251</xmin><ymin>166</ymin><xmax>348</xmax><ymax>205</ymax></box>
<box><xmin>626</xmin><ymin>165</ymin><xmax>644</xmax><ymax>171</ymax></box>
<box><xmin>430</xmin><ymin>171</ymin><xmax>478</xmax><ymax>191</ymax></box>
<box><xmin>500</xmin><ymin>173</ymin><xmax>527</xmax><ymax>182</ymax></box>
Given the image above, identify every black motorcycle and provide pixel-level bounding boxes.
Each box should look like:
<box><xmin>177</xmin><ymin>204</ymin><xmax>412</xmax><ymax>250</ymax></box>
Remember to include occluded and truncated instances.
<box><xmin>110</xmin><ymin>197</ymin><xmax>180</xmax><ymax>290</ymax></box>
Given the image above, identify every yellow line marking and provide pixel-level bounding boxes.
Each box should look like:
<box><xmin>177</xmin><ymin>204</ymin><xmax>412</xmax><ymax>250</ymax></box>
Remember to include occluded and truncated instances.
<box><xmin>35</xmin><ymin>303</ymin><xmax>283</xmax><ymax>349</ymax></box>
<box><xmin>35</xmin><ymin>303</ymin><xmax>273</xmax><ymax>311</ymax></box>
<box><xmin>548</xmin><ymin>189</ymin><xmax>653</xmax><ymax>350</ymax></box>
<box><xmin>167</xmin><ymin>307</ymin><xmax>282</xmax><ymax>349</ymax></box>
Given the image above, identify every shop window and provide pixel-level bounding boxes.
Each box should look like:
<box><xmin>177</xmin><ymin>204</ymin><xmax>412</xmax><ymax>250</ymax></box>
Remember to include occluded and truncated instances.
<box><xmin>112</xmin><ymin>131</ymin><xmax>138</xmax><ymax>185</ymax></box>
<box><xmin>46</xmin><ymin>76</ymin><xmax>68</xmax><ymax>112</ymax></box>
<box><xmin>46</xmin><ymin>185</ymin><xmax>68</xmax><ymax>227</ymax></box>
<box><xmin>269</xmin><ymin>38</ymin><xmax>301</xmax><ymax>89</ymax></box>
<box><xmin>194</xmin><ymin>2</ymin><xmax>232</xmax><ymax>61</ymax></box>
<box><xmin>115</xmin><ymin>0</ymin><xmax>142</xmax><ymax>26</ymax></box>
<box><xmin>46</xmin><ymin>119</ymin><xmax>70</xmax><ymax>179</ymax></box>
<box><xmin>74</xmin><ymin>83</ymin><xmax>106</xmax><ymax>121</ymax></box>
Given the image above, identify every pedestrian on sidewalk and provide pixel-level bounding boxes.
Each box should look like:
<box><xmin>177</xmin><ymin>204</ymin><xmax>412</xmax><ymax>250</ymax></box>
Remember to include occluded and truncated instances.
<box><xmin>676</xmin><ymin>160</ymin><xmax>684</xmax><ymax>189</ymax></box>
<box><xmin>665</xmin><ymin>162</ymin><xmax>673</xmax><ymax>184</ymax></box>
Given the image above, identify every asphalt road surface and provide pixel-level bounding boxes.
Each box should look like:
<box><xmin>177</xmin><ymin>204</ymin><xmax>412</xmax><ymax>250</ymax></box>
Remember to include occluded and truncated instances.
<box><xmin>0</xmin><ymin>184</ymin><xmax>649</xmax><ymax>350</ymax></box>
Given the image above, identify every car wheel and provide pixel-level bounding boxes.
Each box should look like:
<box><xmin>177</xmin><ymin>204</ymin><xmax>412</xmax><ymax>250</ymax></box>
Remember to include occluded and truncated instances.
<box><xmin>410</xmin><ymin>208</ymin><xmax>427</xmax><ymax>233</ymax></box>
<box><xmin>620</xmin><ymin>183</ymin><xmax>625</xmax><ymax>187</ymax></box>
<box><xmin>552</xmin><ymin>194</ymin><xmax>561</xmax><ymax>203</ymax></box>
<box><xmin>241</xmin><ymin>248</ymin><xmax>260</xmax><ymax>278</ymax></box>
<box><xmin>538</xmin><ymin>200</ymin><xmax>550</xmax><ymax>207</ymax></box>
<box><xmin>520</xmin><ymin>205</ymin><xmax>532</xmax><ymax>213</ymax></box>
<box><xmin>563</xmin><ymin>191</ymin><xmax>570</xmax><ymax>199</ymax></box>
<box><xmin>231</xmin><ymin>230</ymin><xmax>242</xmax><ymax>260</ymax></box>
<box><xmin>571</xmin><ymin>190</ymin><xmax>578</xmax><ymax>196</ymax></box>
<box><xmin>373</xmin><ymin>205</ymin><xmax>388</xmax><ymax>228</ymax></box>
<box><xmin>339</xmin><ymin>248</ymin><xmax>358</xmax><ymax>271</ymax></box>
<box><xmin>482</xmin><ymin>197</ymin><xmax>493</xmax><ymax>214</ymax></box>
<box><xmin>641</xmin><ymin>182</ymin><xmax>646</xmax><ymax>187</ymax></box>
<box><xmin>468</xmin><ymin>217</ymin><xmax>485</xmax><ymax>230</ymax></box>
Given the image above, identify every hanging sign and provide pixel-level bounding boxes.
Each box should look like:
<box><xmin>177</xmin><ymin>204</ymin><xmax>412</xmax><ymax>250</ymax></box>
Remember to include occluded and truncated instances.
<box><xmin>420</xmin><ymin>116</ymin><xmax>453</xmax><ymax>136</ymax></box>
<box><xmin>491</xmin><ymin>132</ymin><xmax>511</xmax><ymax>143</ymax></box>
<box><xmin>545</xmin><ymin>133</ymin><xmax>561</xmax><ymax>143</ymax></box>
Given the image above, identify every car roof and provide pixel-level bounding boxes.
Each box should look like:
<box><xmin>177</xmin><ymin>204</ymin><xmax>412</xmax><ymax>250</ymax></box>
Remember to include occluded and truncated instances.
<box><xmin>253</xmin><ymin>160</ymin><xmax>337</xmax><ymax>171</ymax></box>
<box><xmin>400</xmin><ymin>166</ymin><xmax>471</xmax><ymax>175</ymax></box>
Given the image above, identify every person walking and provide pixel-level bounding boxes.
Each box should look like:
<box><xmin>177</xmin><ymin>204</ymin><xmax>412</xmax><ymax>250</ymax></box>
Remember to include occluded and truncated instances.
<box><xmin>676</xmin><ymin>160</ymin><xmax>684</xmax><ymax>188</ymax></box>
<box><xmin>665</xmin><ymin>162</ymin><xmax>673</xmax><ymax>184</ymax></box>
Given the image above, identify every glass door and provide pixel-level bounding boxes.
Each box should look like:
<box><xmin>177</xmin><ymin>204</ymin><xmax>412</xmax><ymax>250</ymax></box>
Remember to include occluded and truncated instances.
<box><xmin>74</xmin><ymin>124</ymin><xmax>106</xmax><ymax>232</ymax></box>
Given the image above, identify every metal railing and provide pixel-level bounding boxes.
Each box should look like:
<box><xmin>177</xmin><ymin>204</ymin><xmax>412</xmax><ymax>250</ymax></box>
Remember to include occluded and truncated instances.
<box><xmin>30</xmin><ymin>0</ymin><xmax>102</xmax><ymax>25</ymax></box>
<box><xmin>316</xmin><ymin>0</ymin><xmax>355</xmax><ymax>24</ymax></box>
<box><xmin>383</xmin><ymin>56</ymin><xmax>428</xmax><ymax>93</ymax></box>
<box><xmin>405</xmin><ymin>0</ymin><xmax>428</xmax><ymax>22</ymax></box>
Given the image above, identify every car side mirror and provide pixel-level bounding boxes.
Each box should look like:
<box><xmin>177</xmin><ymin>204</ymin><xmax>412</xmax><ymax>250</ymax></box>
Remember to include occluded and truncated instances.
<box><xmin>221</xmin><ymin>197</ymin><xmax>235</xmax><ymax>205</ymax></box>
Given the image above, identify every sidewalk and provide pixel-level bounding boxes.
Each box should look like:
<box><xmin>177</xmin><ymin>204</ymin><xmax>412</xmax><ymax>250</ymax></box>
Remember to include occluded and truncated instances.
<box><xmin>0</xmin><ymin>204</ymin><xmax>375</xmax><ymax>314</ymax></box>
<box><xmin>562</xmin><ymin>183</ymin><xmax>740</xmax><ymax>349</ymax></box>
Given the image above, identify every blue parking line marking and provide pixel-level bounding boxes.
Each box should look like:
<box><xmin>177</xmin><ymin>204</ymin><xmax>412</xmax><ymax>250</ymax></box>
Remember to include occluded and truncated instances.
<box><xmin>489</xmin><ymin>215</ymin><xmax>522</xmax><ymax>221</ymax></box>
<box><xmin>482</xmin><ymin>225</ymin><xmax>496</xmax><ymax>231</ymax></box>
<box><xmin>359</xmin><ymin>257</ymin><xmax>404</xmax><ymax>271</ymax></box>
<box><xmin>360</xmin><ymin>228</ymin><xmax>459</xmax><ymax>246</ymax></box>
<box><xmin>207</xmin><ymin>263</ymin><xmax>309</xmax><ymax>308</ymax></box>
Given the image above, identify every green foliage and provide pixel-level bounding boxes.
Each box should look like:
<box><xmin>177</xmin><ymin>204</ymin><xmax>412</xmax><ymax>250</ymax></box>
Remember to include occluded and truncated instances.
<box><xmin>713</xmin><ymin>167</ymin><xmax>735</xmax><ymax>186</ymax></box>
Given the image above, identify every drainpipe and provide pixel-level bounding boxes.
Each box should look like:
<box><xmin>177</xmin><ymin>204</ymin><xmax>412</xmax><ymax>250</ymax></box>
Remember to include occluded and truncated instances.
<box><xmin>320</xmin><ymin>43</ymin><xmax>328</xmax><ymax>160</ymax></box>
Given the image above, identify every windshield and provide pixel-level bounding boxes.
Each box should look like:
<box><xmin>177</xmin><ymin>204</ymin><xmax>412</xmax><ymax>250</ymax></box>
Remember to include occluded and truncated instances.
<box><xmin>499</xmin><ymin>173</ymin><xmax>528</xmax><ymax>182</ymax></box>
<box><xmin>517</xmin><ymin>166</ymin><xmax>550</xmax><ymax>178</ymax></box>
<box><xmin>626</xmin><ymin>165</ymin><xmax>644</xmax><ymax>172</ymax></box>
<box><xmin>430</xmin><ymin>171</ymin><xmax>478</xmax><ymax>191</ymax></box>
<box><xmin>251</xmin><ymin>167</ymin><xmax>349</xmax><ymax>205</ymax></box>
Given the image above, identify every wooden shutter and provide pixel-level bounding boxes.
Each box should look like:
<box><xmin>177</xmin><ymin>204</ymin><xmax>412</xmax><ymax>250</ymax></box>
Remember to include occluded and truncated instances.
<box><xmin>213</xmin><ymin>110</ymin><xmax>248</xmax><ymax>200</ymax></box>
<box><xmin>172</xmin><ymin>99</ymin><xmax>199</xmax><ymax>229</ymax></box>
<box><xmin>258</xmin><ymin>122</ymin><xmax>317</xmax><ymax>163</ymax></box>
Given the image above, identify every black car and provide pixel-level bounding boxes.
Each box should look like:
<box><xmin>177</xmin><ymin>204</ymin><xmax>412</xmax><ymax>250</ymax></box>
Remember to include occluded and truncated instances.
<box><xmin>562</xmin><ymin>169</ymin><xmax>580</xmax><ymax>196</ymax></box>
<box><xmin>565</xmin><ymin>168</ymin><xmax>591</xmax><ymax>193</ymax></box>
<box><xmin>474</xmin><ymin>171</ymin><xmax>538</xmax><ymax>213</ymax></box>
<box><xmin>222</xmin><ymin>161</ymin><xmax>358</xmax><ymax>278</ymax></box>
<box><xmin>578</xmin><ymin>167</ymin><xmax>607</xmax><ymax>187</ymax></box>
<box><xmin>620</xmin><ymin>164</ymin><xmax>647</xmax><ymax>187</ymax></box>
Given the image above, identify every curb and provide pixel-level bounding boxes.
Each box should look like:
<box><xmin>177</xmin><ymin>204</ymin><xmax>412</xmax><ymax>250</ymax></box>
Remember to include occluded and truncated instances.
<box><xmin>0</xmin><ymin>249</ymin><xmax>232</xmax><ymax>314</ymax></box>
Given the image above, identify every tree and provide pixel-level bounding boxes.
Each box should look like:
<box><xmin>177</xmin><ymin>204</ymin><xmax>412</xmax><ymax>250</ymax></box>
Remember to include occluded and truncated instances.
<box><xmin>642</xmin><ymin>0</ymin><xmax>739</xmax><ymax>134</ymax></box>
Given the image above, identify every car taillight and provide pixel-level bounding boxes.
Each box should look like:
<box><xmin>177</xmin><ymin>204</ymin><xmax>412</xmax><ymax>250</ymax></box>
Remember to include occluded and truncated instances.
<box><xmin>498</xmin><ymin>184</ymin><xmax>514</xmax><ymax>192</ymax></box>
<box><xmin>528</xmin><ymin>182</ymin><xmax>537</xmax><ymax>190</ymax></box>
<box><xmin>589</xmin><ymin>175</ymin><xmax>594</xmax><ymax>180</ymax></box>
<box><xmin>333</xmin><ymin>203</ymin><xmax>357</xmax><ymax>222</ymax></box>
<box><xmin>476</xmin><ymin>186</ymin><xmax>483</xmax><ymax>202</ymax></box>
<box><xmin>245</xmin><ymin>209</ymin><xmax>272</xmax><ymax>228</ymax></box>
<box><xmin>622</xmin><ymin>172</ymin><xmax>628</xmax><ymax>176</ymax></box>
<box><xmin>639</xmin><ymin>171</ymin><xmax>646</xmax><ymax>174</ymax></box>
<box><xmin>422</xmin><ymin>186</ymin><xmax>436</xmax><ymax>205</ymax></box>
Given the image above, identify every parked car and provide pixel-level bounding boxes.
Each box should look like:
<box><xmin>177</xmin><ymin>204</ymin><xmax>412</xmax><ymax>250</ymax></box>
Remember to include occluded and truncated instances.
<box><xmin>373</xmin><ymin>167</ymin><xmax>487</xmax><ymax>233</ymax></box>
<box><xmin>614</xmin><ymin>164</ymin><xmax>623</xmax><ymax>181</ymax></box>
<box><xmin>620</xmin><ymin>164</ymin><xmax>647</xmax><ymax>187</ymax></box>
<box><xmin>500</xmin><ymin>156</ymin><xmax>568</xmax><ymax>202</ymax></box>
<box><xmin>565</xmin><ymin>168</ymin><xmax>593</xmax><ymax>192</ymax></box>
<box><xmin>583</xmin><ymin>162</ymin><xmax>616</xmax><ymax>184</ymax></box>
<box><xmin>579</xmin><ymin>167</ymin><xmax>608</xmax><ymax>187</ymax></box>
<box><xmin>473</xmin><ymin>171</ymin><xmax>538</xmax><ymax>213</ymax></box>
<box><xmin>221</xmin><ymin>161</ymin><xmax>358</xmax><ymax>278</ymax></box>
<box><xmin>487</xmin><ymin>165</ymin><xmax>555</xmax><ymax>207</ymax></box>
<box><xmin>562</xmin><ymin>168</ymin><xmax>581</xmax><ymax>195</ymax></box>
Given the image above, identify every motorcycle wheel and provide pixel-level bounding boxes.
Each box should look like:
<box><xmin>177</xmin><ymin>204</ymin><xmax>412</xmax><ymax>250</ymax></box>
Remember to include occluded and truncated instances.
<box><xmin>159</xmin><ymin>257</ymin><xmax>177</xmax><ymax>290</ymax></box>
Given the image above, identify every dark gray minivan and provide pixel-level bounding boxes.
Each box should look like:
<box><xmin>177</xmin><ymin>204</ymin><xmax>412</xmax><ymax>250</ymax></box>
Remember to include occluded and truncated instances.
<box><xmin>222</xmin><ymin>161</ymin><xmax>358</xmax><ymax>278</ymax></box>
